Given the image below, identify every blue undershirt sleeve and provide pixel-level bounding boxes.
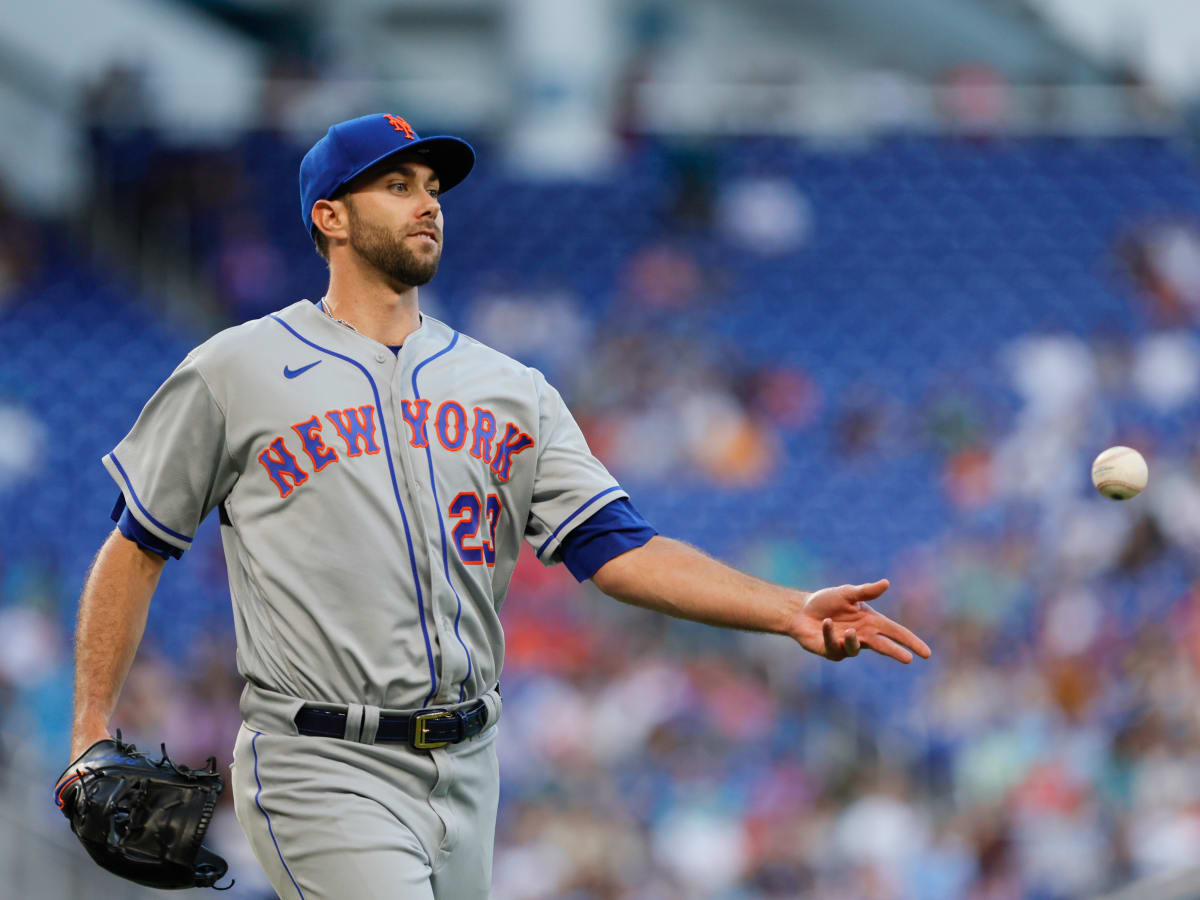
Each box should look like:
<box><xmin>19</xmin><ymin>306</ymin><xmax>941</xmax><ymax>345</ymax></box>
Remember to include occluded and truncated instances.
<box><xmin>111</xmin><ymin>495</ymin><xmax>183</xmax><ymax>560</ymax></box>
<box><xmin>559</xmin><ymin>497</ymin><xmax>657</xmax><ymax>583</ymax></box>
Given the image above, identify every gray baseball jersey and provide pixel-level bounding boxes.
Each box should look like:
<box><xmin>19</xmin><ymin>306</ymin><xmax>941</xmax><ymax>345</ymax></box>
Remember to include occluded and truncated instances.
<box><xmin>104</xmin><ymin>298</ymin><xmax>624</xmax><ymax>711</ymax></box>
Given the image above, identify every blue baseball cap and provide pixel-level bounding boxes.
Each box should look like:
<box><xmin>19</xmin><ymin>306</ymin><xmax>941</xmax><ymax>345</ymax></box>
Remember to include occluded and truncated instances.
<box><xmin>299</xmin><ymin>113</ymin><xmax>475</xmax><ymax>234</ymax></box>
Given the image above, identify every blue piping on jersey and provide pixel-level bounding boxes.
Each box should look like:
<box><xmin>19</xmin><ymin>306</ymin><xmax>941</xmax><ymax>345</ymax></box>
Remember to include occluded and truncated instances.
<box><xmin>269</xmin><ymin>315</ymin><xmax>440</xmax><ymax>702</ymax></box>
<box><xmin>107</xmin><ymin>452</ymin><xmax>193</xmax><ymax>544</ymax></box>
<box><xmin>412</xmin><ymin>331</ymin><xmax>476</xmax><ymax>705</ymax></box>
<box><xmin>251</xmin><ymin>731</ymin><xmax>306</xmax><ymax>899</ymax></box>
<box><xmin>537</xmin><ymin>485</ymin><xmax>623</xmax><ymax>558</ymax></box>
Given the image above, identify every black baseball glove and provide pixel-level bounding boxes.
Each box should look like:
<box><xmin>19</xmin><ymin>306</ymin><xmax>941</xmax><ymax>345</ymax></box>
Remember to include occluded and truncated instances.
<box><xmin>54</xmin><ymin>731</ymin><xmax>232</xmax><ymax>890</ymax></box>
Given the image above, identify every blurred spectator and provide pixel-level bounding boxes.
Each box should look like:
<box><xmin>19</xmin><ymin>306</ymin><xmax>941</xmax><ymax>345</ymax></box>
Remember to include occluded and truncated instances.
<box><xmin>939</xmin><ymin>64</ymin><xmax>1010</xmax><ymax>134</ymax></box>
<box><xmin>212</xmin><ymin>213</ymin><xmax>289</xmax><ymax>320</ymax></box>
<box><xmin>0</xmin><ymin>402</ymin><xmax>46</xmax><ymax>490</ymax></box>
<box><xmin>744</xmin><ymin>366</ymin><xmax>821</xmax><ymax>432</ymax></box>
<box><xmin>660</xmin><ymin>142</ymin><xmax>718</xmax><ymax>229</ymax></box>
<box><xmin>1116</xmin><ymin>218</ymin><xmax>1200</xmax><ymax>324</ymax></box>
<box><xmin>83</xmin><ymin>62</ymin><xmax>156</xmax><ymax>226</ymax></box>
<box><xmin>467</xmin><ymin>288</ymin><xmax>592</xmax><ymax>379</ymax></box>
<box><xmin>0</xmin><ymin>601</ymin><xmax>63</xmax><ymax>693</ymax></box>
<box><xmin>258</xmin><ymin>52</ymin><xmax>322</xmax><ymax>132</ymax></box>
<box><xmin>620</xmin><ymin>243</ymin><xmax>705</xmax><ymax>312</ymax></box>
<box><xmin>717</xmin><ymin>177</ymin><xmax>813</xmax><ymax>256</ymax></box>
<box><xmin>0</xmin><ymin>190</ymin><xmax>45</xmax><ymax>303</ymax></box>
<box><xmin>1131</xmin><ymin>331</ymin><xmax>1200</xmax><ymax>412</ymax></box>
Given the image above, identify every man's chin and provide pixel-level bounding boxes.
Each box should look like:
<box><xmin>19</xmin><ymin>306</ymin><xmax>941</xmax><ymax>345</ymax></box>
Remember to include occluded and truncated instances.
<box><xmin>388</xmin><ymin>264</ymin><xmax>438</xmax><ymax>288</ymax></box>
<box><xmin>351</xmin><ymin>232</ymin><xmax>440</xmax><ymax>288</ymax></box>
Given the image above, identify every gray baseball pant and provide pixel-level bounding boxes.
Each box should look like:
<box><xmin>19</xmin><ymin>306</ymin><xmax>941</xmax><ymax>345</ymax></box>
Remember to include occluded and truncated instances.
<box><xmin>230</xmin><ymin>685</ymin><xmax>502</xmax><ymax>899</ymax></box>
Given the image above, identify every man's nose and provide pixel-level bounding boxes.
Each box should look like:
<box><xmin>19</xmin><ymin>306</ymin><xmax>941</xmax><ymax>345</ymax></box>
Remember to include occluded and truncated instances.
<box><xmin>418</xmin><ymin>192</ymin><xmax>441</xmax><ymax>218</ymax></box>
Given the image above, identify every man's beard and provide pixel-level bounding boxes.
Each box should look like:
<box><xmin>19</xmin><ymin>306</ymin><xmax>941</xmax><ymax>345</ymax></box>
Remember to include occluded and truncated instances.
<box><xmin>347</xmin><ymin>210</ymin><xmax>441</xmax><ymax>287</ymax></box>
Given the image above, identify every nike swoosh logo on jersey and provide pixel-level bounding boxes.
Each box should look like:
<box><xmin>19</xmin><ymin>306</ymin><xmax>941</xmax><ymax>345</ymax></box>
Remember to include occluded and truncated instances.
<box><xmin>283</xmin><ymin>361</ymin><xmax>322</xmax><ymax>379</ymax></box>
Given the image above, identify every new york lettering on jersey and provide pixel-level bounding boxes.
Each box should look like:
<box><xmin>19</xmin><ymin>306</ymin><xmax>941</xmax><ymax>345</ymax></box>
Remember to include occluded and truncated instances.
<box><xmin>257</xmin><ymin>398</ymin><xmax>534</xmax><ymax>499</ymax></box>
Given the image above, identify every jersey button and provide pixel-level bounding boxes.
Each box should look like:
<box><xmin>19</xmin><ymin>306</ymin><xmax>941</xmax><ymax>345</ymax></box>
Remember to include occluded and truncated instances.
<box><xmin>374</xmin><ymin>351</ymin><xmax>387</xmax><ymax>363</ymax></box>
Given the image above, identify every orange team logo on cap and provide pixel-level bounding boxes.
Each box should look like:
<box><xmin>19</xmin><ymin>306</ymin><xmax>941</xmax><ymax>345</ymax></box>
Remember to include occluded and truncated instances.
<box><xmin>384</xmin><ymin>114</ymin><xmax>416</xmax><ymax>140</ymax></box>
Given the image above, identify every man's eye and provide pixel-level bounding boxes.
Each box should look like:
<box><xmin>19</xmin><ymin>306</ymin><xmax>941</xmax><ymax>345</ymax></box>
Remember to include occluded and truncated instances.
<box><xmin>391</xmin><ymin>183</ymin><xmax>407</xmax><ymax>192</ymax></box>
<box><xmin>429</xmin><ymin>189</ymin><xmax>440</xmax><ymax>198</ymax></box>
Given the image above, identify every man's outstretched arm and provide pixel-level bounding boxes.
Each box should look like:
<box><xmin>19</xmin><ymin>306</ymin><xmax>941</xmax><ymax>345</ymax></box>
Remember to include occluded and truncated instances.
<box><xmin>590</xmin><ymin>535</ymin><xmax>931</xmax><ymax>663</ymax></box>
<box><xmin>69</xmin><ymin>529</ymin><xmax>166</xmax><ymax>759</ymax></box>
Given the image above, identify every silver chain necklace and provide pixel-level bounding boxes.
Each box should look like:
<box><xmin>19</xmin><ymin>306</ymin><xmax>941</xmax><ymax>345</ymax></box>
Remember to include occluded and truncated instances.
<box><xmin>319</xmin><ymin>298</ymin><xmax>359</xmax><ymax>334</ymax></box>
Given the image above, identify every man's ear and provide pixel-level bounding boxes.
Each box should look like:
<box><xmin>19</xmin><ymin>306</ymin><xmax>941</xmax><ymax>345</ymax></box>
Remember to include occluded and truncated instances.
<box><xmin>312</xmin><ymin>197</ymin><xmax>349</xmax><ymax>243</ymax></box>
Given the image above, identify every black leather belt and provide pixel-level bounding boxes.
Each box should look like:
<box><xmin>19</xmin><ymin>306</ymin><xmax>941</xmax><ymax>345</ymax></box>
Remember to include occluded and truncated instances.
<box><xmin>294</xmin><ymin>700</ymin><xmax>488</xmax><ymax>750</ymax></box>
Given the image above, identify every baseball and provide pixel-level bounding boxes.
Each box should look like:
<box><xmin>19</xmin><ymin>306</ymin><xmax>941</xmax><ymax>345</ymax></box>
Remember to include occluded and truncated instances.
<box><xmin>1091</xmin><ymin>446</ymin><xmax>1148</xmax><ymax>500</ymax></box>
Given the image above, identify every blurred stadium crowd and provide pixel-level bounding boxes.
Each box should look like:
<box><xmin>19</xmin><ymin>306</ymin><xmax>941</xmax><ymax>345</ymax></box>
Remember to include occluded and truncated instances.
<box><xmin>5</xmin><ymin>81</ymin><xmax>1200</xmax><ymax>899</ymax></box>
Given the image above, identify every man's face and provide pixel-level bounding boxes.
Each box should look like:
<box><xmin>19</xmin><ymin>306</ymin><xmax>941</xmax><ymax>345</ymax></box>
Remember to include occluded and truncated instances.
<box><xmin>343</xmin><ymin>156</ymin><xmax>444</xmax><ymax>287</ymax></box>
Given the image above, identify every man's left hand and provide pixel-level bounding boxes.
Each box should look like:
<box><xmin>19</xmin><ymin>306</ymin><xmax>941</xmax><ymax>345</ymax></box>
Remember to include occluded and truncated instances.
<box><xmin>791</xmin><ymin>579</ymin><xmax>931</xmax><ymax>663</ymax></box>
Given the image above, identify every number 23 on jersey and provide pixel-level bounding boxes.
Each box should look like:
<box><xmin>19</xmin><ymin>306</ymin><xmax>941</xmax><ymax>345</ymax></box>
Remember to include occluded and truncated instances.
<box><xmin>449</xmin><ymin>491</ymin><xmax>501</xmax><ymax>566</ymax></box>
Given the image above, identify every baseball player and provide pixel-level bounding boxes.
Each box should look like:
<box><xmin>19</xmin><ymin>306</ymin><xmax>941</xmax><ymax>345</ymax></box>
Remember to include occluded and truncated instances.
<box><xmin>62</xmin><ymin>113</ymin><xmax>931</xmax><ymax>899</ymax></box>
